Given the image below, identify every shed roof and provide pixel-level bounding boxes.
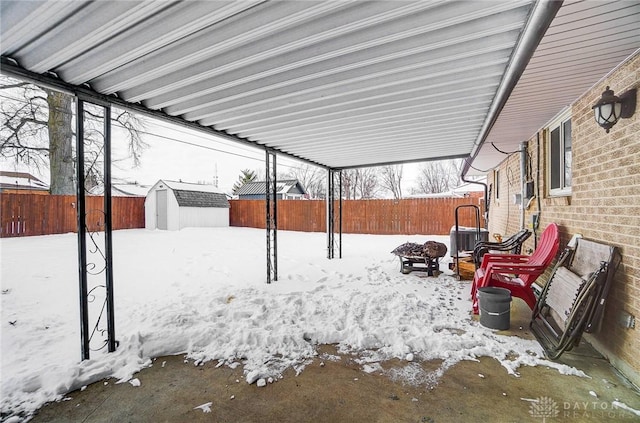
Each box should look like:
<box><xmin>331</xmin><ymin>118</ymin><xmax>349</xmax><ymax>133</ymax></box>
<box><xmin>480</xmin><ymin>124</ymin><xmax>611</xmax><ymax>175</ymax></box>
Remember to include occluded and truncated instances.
<box><xmin>1</xmin><ymin>1</ymin><xmax>638</xmax><ymax>174</ymax></box>
<box><xmin>236</xmin><ymin>179</ymin><xmax>307</xmax><ymax>196</ymax></box>
<box><xmin>173</xmin><ymin>190</ymin><xmax>230</xmax><ymax>208</ymax></box>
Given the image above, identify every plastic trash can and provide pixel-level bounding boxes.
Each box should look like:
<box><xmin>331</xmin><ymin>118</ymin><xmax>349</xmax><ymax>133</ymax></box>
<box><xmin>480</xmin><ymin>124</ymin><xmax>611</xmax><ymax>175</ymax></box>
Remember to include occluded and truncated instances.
<box><xmin>478</xmin><ymin>287</ymin><xmax>512</xmax><ymax>330</ymax></box>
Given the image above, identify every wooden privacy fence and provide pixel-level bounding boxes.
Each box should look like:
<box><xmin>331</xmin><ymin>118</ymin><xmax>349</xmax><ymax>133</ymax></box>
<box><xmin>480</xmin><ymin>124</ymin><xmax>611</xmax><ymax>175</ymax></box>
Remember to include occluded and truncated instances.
<box><xmin>2</xmin><ymin>194</ymin><xmax>482</xmax><ymax>237</ymax></box>
<box><xmin>1</xmin><ymin>194</ymin><xmax>145</xmax><ymax>237</ymax></box>
<box><xmin>230</xmin><ymin>197</ymin><xmax>484</xmax><ymax>235</ymax></box>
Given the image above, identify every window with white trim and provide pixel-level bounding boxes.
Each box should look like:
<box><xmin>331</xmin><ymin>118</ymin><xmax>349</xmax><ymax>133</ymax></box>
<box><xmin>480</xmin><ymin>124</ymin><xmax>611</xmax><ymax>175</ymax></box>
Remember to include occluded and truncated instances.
<box><xmin>547</xmin><ymin>111</ymin><xmax>572</xmax><ymax>196</ymax></box>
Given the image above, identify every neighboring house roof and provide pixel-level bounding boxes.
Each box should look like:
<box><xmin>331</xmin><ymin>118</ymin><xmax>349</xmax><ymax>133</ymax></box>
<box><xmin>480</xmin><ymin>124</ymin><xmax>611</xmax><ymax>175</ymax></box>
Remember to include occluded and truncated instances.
<box><xmin>90</xmin><ymin>183</ymin><xmax>151</xmax><ymax>197</ymax></box>
<box><xmin>112</xmin><ymin>184</ymin><xmax>151</xmax><ymax>197</ymax></box>
<box><xmin>236</xmin><ymin>179</ymin><xmax>307</xmax><ymax>196</ymax></box>
<box><xmin>150</xmin><ymin>179</ymin><xmax>230</xmax><ymax>208</ymax></box>
<box><xmin>0</xmin><ymin>171</ymin><xmax>49</xmax><ymax>191</ymax></box>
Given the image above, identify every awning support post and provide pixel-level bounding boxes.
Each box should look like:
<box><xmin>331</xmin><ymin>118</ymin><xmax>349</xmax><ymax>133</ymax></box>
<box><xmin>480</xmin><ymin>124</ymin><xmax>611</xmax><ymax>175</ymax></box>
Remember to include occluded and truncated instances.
<box><xmin>327</xmin><ymin>169</ymin><xmax>342</xmax><ymax>259</ymax></box>
<box><xmin>266</xmin><ymin>149</ymin><xmax>278</xmax><ymax>283</ymax></box>
<box><xmin>76</xmin><ymin>98</ymin><xmax>90</xmax><ymax>360</ymax></box>
<box><xmin>75</xmin><ymin>97</ymin><xmax>117</xmax><ymax>360</ymax></box>
<box><xmin>103</xmin><ymin>105</ymin><xmax>116</xmax><ymax>352</ymax></box>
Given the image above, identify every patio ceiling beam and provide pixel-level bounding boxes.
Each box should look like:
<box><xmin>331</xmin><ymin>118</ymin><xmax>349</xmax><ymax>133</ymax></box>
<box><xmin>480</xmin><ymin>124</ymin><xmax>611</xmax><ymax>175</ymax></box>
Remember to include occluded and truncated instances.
<box><xmin>333</xmin><ymin>153</ymin><xmax>470</xmax><ymax>172</ymax></box>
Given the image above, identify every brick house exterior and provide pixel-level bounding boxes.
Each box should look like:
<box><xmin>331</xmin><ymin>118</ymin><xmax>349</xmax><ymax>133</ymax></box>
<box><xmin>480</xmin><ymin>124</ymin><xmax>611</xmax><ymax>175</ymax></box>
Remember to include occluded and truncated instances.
<box><xmin>486</xmin><ymin>52</ymin><xmax>639</xmax><ymax>386</ymax></box>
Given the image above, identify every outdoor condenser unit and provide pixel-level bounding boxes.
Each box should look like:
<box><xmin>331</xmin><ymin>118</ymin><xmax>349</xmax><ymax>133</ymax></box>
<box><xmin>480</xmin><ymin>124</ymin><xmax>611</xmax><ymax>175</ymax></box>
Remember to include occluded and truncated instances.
<box><xmin>449</xmin><ymin>226</ymin><xmax>489</xmax><ymax>255</ymax></box>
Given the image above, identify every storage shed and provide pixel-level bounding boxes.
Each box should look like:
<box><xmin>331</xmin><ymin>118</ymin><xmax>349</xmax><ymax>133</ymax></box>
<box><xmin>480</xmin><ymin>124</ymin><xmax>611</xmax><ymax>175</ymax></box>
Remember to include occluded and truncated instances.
<box><xmin>145</xmin><ymin>180</ymin><xmax>229</xmax><ymax>230</ymax></box>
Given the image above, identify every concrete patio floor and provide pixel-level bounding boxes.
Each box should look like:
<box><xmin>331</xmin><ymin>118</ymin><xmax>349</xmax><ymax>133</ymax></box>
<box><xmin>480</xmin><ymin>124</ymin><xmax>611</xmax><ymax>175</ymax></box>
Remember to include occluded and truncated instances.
<box><xmin>30</xmin><ymin>296</ymin><xmax>640</xmax><ymax>423</ymax></box>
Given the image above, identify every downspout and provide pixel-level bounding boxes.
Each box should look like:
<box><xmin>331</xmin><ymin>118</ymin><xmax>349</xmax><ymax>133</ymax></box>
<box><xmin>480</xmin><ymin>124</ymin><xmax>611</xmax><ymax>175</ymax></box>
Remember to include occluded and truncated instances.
<box><xmin>534</xmin><ymin>132</ymin><xmax>542</xmax><ymax>249</ymax></box>
<box><xmin>520</xmin><ymin>140</ymin><xmax>528</xmax><ymax>230</ymax></box>
<box><xmin>460</xmin><ymin>169</ymin><xmax>488</xmax><ymax>229</ymax></box>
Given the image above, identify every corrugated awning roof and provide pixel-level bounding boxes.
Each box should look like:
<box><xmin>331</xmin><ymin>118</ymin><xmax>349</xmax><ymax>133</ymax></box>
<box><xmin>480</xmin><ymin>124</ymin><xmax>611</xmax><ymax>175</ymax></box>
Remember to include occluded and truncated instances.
<box><xmin>1</xmin><ymin>1</ymin><xmax>638</xmax><ymax>173</ymax></box>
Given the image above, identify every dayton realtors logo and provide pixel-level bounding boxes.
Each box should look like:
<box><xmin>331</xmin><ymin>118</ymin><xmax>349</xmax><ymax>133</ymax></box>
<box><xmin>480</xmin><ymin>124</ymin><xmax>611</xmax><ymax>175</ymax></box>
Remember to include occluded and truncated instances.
<box><xmin>527</xmin><ymin>396</ymin><xmax>638</xmax><ymax>421</ymax></box>
<box><xmin>528</xmin><ymin>396</ymin><xmax>559</xmax><ymax>422</ymax></box>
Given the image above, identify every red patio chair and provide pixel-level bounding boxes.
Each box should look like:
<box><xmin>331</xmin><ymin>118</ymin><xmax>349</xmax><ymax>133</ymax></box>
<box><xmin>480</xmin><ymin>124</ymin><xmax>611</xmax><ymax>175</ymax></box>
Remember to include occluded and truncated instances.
<box><xmin>471</xmin><ymin>223</ymin><xmax>560</xmax><ymax>314</ymax></box>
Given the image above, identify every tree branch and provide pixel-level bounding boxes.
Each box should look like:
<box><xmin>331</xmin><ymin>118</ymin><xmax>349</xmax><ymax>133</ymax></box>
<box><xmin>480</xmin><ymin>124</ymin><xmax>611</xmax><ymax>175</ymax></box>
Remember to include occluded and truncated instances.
<box><xmin>0</xmin><ymin>82</ymin><xmax>29</xmax><ymax>90</ymax></box>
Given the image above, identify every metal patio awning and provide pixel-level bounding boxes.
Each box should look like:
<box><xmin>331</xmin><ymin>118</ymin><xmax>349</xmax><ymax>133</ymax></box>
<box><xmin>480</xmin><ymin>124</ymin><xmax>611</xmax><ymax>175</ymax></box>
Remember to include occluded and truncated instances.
<box><xmin>1</xmin><ymin>1</ymin><xmax>638</xmax><ymax>173</ymax></box>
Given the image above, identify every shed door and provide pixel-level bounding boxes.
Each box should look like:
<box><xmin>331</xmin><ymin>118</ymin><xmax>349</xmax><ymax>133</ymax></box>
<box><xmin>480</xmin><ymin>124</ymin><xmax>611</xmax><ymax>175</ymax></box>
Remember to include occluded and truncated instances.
<box><xmin>156</xmin><ymin>190</ymin><xmax>168</xmax><ymax>230</ymax></box>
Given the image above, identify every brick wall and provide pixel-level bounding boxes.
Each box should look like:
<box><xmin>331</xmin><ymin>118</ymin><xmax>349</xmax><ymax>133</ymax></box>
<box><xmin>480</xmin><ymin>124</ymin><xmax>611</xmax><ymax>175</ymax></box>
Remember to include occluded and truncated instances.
<box><xmin>486</xmin><ymin>153</ymin><xmax>523</xmax><ymax>244</ymax></box>
<box><xmin>487</xmin><ymin>52</ymin><xmax>640</xmax><ymax>386</ymax></box>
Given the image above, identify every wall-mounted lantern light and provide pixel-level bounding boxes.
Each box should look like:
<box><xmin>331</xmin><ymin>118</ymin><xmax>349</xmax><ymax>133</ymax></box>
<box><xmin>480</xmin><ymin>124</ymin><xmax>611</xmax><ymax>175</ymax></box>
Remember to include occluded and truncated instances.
<box><xmin>592</xmin><ymin>86</ymin><xmax>637</xmax><ymax>133</ymax></box>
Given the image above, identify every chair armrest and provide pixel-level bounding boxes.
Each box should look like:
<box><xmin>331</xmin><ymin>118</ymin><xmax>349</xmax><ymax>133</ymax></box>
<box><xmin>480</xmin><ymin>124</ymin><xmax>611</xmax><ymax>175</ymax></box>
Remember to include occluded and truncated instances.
<box><xmin>474</xmin><ymin>238</ymin><xmax>522</xmax><ymax>251</ymax></box>
<box><xmin>484</xmin><ymin>262</ymin><xmax>545</xmax><ymax>275</ymax></box>
<box><xmin>473</xmin><ymin>231</ymin><xmax>531</xmax><ymax>264</ymax></box>
<box><xmin>483</xmin><ymin>253</ymin><xmax>528</xmax><ymax>260</ymax></box>
<box><xmin>474</xmin><ymin>244</ymin><xmax>523</xmax><ymax>262</ymax></box>
<box><xmin>474</xmin><ymin>240</ymin><xmax>508</xmax><ymax>250</ymax></box>
<box><xmin>480</xmin><ymin>253</ymin><xmax>529</xmax><ymax>270</ymax></box>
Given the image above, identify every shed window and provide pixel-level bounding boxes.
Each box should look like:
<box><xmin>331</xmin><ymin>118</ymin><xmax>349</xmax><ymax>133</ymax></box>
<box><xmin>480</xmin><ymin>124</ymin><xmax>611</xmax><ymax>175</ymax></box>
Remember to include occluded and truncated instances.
<box><xmin>548</xmin><ymin>111</ymin><xmax>572</xmax><ymax>196</ymax></box>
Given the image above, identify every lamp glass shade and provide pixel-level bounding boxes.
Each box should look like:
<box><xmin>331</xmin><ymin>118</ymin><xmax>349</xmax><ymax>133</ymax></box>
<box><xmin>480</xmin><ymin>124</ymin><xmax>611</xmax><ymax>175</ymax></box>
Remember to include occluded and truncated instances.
<box><xmin>594</xmin><ymin>101</ymin><xmax>622</xmax><ymax>126</ymax></box>
<box><xmin>592</xmin><ymin>86</ymin><xmax>623</xmax><ymax>132</ymax></box>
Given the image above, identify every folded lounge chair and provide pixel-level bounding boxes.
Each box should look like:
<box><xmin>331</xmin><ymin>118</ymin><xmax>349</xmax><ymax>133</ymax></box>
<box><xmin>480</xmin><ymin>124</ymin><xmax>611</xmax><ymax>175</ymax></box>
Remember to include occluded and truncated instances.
<box><xmin>530</xmin><ymin>237</ymin><xmax>621</xmax><ymax>359</ymax></box>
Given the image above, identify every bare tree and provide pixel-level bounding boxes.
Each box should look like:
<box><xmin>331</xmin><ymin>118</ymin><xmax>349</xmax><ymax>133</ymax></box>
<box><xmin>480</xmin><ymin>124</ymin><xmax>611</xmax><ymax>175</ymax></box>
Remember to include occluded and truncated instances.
<box><xmin>286</xmin><ymin>163</ymin><xmax>325</xmax><ymax>199</ymax></box>
<box><xmin>356</xmin><ymin>167</ymin><xmax>379</xmax><ymax>199</ymax></box>
<box><xmin>413</xmin><ymin>159</ymin><xmax>463</xmax><ymax>194</ymax></box>
<box><xmin>341</xmin><ymin>169</ymin><xmax>355</xmax><ymax>199</ymax></box>
<box><xmin>1</xmin><ymin>81</ymin><xmax>50</xmax><ymax>175</ymax></box>
<box><xmin>379</xmin><ymin>164</ymin><xmax>403</xmax><ymax>199</ymax></box>
<box><xmin>1</xmin><ymin>76</ymin><xmax>147</xmax><ymax>194</ymax></box>
<box><xmin>341</xmin><ymin>168</ymin><xmax>380</xmax><ymax>199</ymax></box>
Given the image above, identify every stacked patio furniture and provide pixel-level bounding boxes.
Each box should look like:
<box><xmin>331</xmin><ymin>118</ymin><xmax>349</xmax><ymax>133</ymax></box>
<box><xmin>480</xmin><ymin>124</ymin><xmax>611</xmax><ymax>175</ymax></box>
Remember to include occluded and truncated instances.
<box><xmin>530</xmin><ymin>236</ymin><xmax>621</xmax><ymax>359</ymax></box>
<box><xmin>471</xmin><ymin>223</ymin><xmax>560</xmax><ymax>314</ymax></box>
<box><xmin>472</xmin><ymin>229</ymin><xmax>532</xmax><ymax>268</ymax></box>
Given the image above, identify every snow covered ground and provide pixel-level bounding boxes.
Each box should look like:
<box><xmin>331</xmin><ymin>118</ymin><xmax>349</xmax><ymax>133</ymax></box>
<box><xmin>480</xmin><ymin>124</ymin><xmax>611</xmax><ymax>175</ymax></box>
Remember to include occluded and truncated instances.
<box><xmin>1</xmin><ymin>227</ymin><xmax>585</xmax><ymax>420</ymax></box>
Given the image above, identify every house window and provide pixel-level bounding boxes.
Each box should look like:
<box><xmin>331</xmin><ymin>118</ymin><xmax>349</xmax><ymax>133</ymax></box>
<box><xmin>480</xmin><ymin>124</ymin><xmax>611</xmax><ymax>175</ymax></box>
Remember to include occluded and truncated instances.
<box><xmin>548</xmin><ymin>111</ymin><xmax>572</xmax><ymax>195</ymax></box>
<box><xmin>494</xmin><ymin>170</ymin><xmax>500</xmax><ymax>200</ymax></box>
